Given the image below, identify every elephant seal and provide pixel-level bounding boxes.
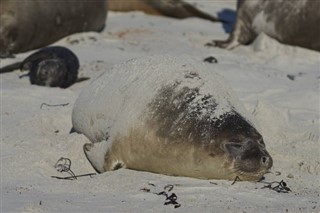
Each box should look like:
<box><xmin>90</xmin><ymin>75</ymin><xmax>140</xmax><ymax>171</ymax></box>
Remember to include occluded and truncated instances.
<box><xmin>207</xmin><ymin>0</ymin><xmax>320</xmax><ymax>51</ymax></box>
<box><xmin>72</xmin><ymin>55</ymin><xmax>272</xmax><ymax>181</ymax></box>
<box><xmin>109</xmin><ymin>0</ymin><xmax>222</xmax><ymax>22</ymax></box>
<box><xmin>0</xmin><ymin>46</ymin><xmax>85</xmax><ymax>88</ymax></box>
<box><xmin>0</xmin><ymin>0</ymin><xmax>107</xmax><ymax>57</ymax></box>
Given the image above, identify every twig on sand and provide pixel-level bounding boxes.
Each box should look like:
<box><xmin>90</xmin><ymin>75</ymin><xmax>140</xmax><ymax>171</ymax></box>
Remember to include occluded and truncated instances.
<box><xmin>51</xmin><ymin>173</ymin><xmax>96</xmax><ymax>180</ymax></box>
<box><xmin>40</xmin><ymin>102</ymin><xmax>69</xmax><ymax>109</ymax></box>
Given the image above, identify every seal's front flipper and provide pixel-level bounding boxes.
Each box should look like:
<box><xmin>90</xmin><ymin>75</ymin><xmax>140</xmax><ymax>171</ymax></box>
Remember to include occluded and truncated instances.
<box><xmin>0</xmin><ymin>62</ymin><xmax>22</xmax><ymax>74</ymax></box>
<box><xmin>205</xmin><ymin>36</ymin><xmax>240</xmax><ymax>49</ymax></box>
<box><xmin>83</xmin><ymin>140</ymin><xmax>110</xmax><ymax>173</ymax></box>
<box><xmin>75</xmin><ymin>77</ymin><xmax>90</xmax><ymax>83</ymax></box>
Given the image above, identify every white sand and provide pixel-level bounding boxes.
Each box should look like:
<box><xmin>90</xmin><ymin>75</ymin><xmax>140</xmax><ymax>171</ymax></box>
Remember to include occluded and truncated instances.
<box><xmin>1</xmin><ymin>1</ymin><xmax>319</xmax><ymax>212</ymax></box>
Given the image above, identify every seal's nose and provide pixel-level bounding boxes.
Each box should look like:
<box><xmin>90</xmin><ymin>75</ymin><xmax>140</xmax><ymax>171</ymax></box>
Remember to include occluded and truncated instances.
<box><xmin>261</xmin><ymin>155</ymin><xmax>273</xmax><ymax>169</ymax></box>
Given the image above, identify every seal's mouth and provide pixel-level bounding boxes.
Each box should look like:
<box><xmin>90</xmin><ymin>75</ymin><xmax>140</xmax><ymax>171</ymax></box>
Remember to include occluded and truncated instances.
<box><xmin>36</xmin><ymin>61</ymin><xmax>58</xmax><ymax>81</ymax></box>
<box><xmin>233</xmin><ymin>158</ymin><xmax>272</xmax><ymax>181</ymax></box>
<box><xmin>37</xmin><ymin>69</ymin><xmax>51</xmax><ymax>81</ymax></box>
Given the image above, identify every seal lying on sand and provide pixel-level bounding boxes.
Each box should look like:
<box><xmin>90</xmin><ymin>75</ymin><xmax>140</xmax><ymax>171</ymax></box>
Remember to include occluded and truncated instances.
<box><xmin>0</xmin><ymin>46</ymin><xmax>85</xmax><ymax>88</ymax></box>
<box><xmin>109</xmin><ymin>0</ymin><xmax>222</xmax><ymax>22</ymax></box>
<box><xmin>207</xmin><ymin>0</ymin><xmax>320</xmax><ymax>51</ymax></box>
<box><xmin>0</xmin><ymin>0</ymin><xmax>107</xmax><ymax>57</ymax></box>
<box><xmin>72</xmin><ymin>55</ymin><xmax>272</xmax><ymax>181</ymax></box>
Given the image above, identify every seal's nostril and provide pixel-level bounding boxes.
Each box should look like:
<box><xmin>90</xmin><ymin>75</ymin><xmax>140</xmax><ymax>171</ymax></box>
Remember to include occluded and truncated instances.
<box><xmin>261</xmin><ymin>156</ymin><xmax>268</xmax><ymax>164</ymax></box>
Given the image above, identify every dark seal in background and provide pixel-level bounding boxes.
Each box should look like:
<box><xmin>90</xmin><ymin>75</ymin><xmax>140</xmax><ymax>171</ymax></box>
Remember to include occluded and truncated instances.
<box><xmin>0</xmin><ymin>46</ymin><xmax>83</xmax><ymax>88</ymax></box>
<box><xmin>0</xmin><ymin>0</ymin><xmax>107</xmax><ymax>57</ymax></box>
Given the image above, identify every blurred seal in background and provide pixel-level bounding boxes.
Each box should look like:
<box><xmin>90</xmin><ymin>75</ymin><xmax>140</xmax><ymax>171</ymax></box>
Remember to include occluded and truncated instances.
<box><xmin>0</xmin><ymin>0</ymin><xmax>107</xmax><ymax>57</ymax></box>
<box><xmin>207</xmin><ymin>0</ymin><xmax>320</xmax><ymax>51</ymax></box>
<box><xmin>0</xmin><ymin>46</ymin><xmax>88</xmax><ymax>88</ymax></box>
<box><xmin>109</xmin><ymin>0</ymin><xmax>222</xmax><ymax>22</ymax></box>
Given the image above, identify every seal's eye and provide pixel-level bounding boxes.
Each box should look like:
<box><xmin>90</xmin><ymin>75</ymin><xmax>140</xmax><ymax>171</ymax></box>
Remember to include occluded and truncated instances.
<box><xmin>231</xmin><ymin>143</ymin><xmax>243</xmax><ymax>149</ymax></box>
<box><xmin>43</xmin><ymin>70</ymin><xmax>49</xmax><ymax>76</ymax></box>
<box><xmin>231</xmin><ymin>138</ymin><xmax>242</xmax><ymax>143</ymax></box>
<box><xmin>223</xmin><ymin>142</ymin><xmax>244</xmax><ymax>157</ymax></box>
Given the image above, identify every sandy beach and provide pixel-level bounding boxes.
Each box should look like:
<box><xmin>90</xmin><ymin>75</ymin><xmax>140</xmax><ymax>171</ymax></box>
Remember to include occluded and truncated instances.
<box><xmin>1</xmin><ymin>1</ymin><xmax>319</xmax><ymax>212</ymax></box>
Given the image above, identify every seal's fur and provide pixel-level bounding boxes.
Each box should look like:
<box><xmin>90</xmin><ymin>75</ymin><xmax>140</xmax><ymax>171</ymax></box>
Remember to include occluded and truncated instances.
<box><xmin>0</xmin><ymin>46</ymin><xmax>80</xmax><ymax>88</ymax></box>
<box><xmin>72</xmin><ymin>55</ymin><xmax>272</xmax><ymax>180</ymax></box>
<box><xmin>208</xmin><ymin>0</ymin><xmax>320</xmax><ymax>51</ymax></box>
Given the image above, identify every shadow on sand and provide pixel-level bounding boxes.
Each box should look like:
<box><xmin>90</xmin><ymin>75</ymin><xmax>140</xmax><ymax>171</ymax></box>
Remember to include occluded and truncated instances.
<box><xmin>217</xmin><ymin>9</ymin><xmax>237</xmax><ymax>34</ymax></box>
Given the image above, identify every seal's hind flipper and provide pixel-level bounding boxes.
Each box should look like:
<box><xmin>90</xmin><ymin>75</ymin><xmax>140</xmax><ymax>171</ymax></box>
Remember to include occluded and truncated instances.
<box><xmin>83</xmin><ymin>140</ymin><xmax>111</xmax><ymax>173</ymax></box>
<box><xmin>69</xmin><ymin>127</ymin><xmax>79</xmax><ymax>134</ymax></box>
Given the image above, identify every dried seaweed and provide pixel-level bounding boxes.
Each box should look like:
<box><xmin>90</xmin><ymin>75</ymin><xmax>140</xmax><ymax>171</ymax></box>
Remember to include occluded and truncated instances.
<box><xmin>261</xmin><ymin>180</ymin><xmax>291</xmax><ymax>193</ymax></box>
<box><xmin>230</xmin><ymin>174</ymin><xmax>291</xmax><ymax>193</ymax></box>
<box><xmin>51</xmin><ymin>157</ymin><xmax>96</xmax><ymax>180</ymax></box>
<box><xmin>203</xmin><ymin>56</ymin><xmax>218</xmax><ymax>64</ymax></box>
<box><xmin>140</xmin><ymin>183</ymin><xmax>181</xmax><ymax>208</ymax></box>
<box><xmin>231</xmin><ymin>176</ymin><xmax>241</xmax><ymax>185</ymax></box>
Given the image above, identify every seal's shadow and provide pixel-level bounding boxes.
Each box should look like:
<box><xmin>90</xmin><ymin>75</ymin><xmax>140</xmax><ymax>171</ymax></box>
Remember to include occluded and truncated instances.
<box><xmin>217</xmin><ymin>9</ymin><xmax>237</xmax><ymax>34</ymax></box>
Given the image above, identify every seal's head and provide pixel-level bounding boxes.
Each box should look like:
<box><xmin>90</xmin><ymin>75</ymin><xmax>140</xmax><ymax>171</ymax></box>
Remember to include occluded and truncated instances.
<box><xmin>222</xmin><ymin>138</ymin><xmax>273</xmax><ymax>181</ymax></box>
<box><xmin>30</xmin><ymin>59</ymin><xmax>67</xmax><ymax>87</ymax></box>
<box><xmin>143</xmin><ymin>84</ymin><xmax>273</xmax><ymax>181</ymax></box>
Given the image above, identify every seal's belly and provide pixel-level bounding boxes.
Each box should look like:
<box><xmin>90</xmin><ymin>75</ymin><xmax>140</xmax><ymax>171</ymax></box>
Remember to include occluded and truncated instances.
<box><xmin>107</xmin><ymin>127</ymin><xmax>233</xmax><ymax>180</ymax></box>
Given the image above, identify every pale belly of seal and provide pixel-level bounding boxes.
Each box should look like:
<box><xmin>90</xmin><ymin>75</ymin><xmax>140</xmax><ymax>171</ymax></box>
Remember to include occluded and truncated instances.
<box><xmin>104</xmin><ymin>126</ymin><xmax>232</xmax><ymax>180</ymax></box>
